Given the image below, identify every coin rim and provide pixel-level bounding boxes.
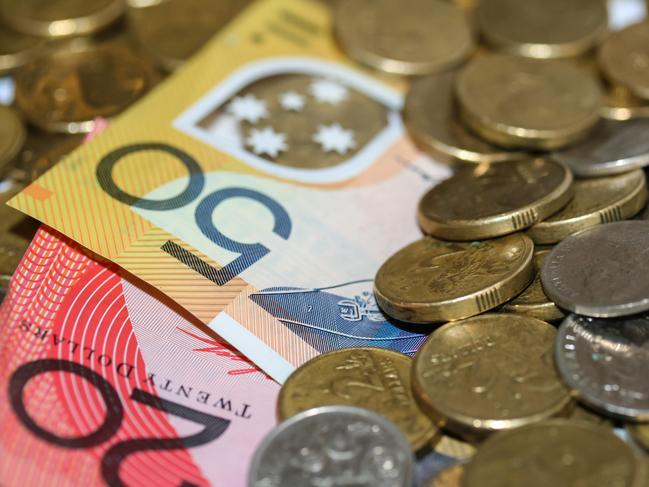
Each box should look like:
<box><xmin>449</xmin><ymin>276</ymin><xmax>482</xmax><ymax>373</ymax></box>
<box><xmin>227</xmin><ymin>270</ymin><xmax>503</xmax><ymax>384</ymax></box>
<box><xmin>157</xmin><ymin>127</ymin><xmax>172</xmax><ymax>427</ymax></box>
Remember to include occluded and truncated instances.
<box><xmin>276</xmin><ymin>347</ymin><xmax>439</xmax><ymax>451</ymax></box>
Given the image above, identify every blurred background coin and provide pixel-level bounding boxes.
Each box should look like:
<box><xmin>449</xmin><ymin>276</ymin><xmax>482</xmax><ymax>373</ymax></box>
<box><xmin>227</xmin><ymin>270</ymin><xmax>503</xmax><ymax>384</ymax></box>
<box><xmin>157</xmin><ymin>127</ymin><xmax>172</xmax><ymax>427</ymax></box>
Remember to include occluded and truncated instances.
<box><xmin>526</xmin><ymin>169</ymin><xmax>647</xmax><ymax>244</ymax></box>
<box><xmin>0</xmin><ymin>106</ymin><xmax>26</xmax><ymax>179</ymax></box>
<box><xmin>601</xmin><ymin>85</ymin><xmax>649</xmax><ymax>121</ymax></box>
<box><xmin>0</xmin><ymin>23</ymin><xmax>43</xmax><ymax>75</ymax></box>
<box><xmin>248</xmin><ymin>406</ymin><xmax>414</xmax><ymax>487</ymax></box>
<box><xmin>418</xmin><ymin>158</ymin><xmax>573</xmax><ymax>240</ymax></box>
<box><xmin>476</xmin><ymin>0</ymin><xmax>608</xmax><ymax>59</ymax></box>
<box><xmin>374</xmin><ymin>235</ymin><xmax>534</xmax><ymax>323</ymax></box>
<box><xmin>413</xmin><ymin>314</ymin><xmax>572</xmax><ymax>440</ymax></box>
<box><xmin>553</xmin><ymin>119</ymin><xmax>649</xmax><ymax>176</ymax></box>
<box><xmin>627</xmin><ymin>423</ymin><xmax>649</xmax><ymax>451</ymax></box>
<box><xmin>541</xmin><ymin>221</ymin><xmax>649</xmax><ymax>317</ymax></box>
<box><xmin>457</xmin><ymin>54</ymin><xmax>604</xmax><ymax>149</ymax></box>
<box><xmin>427</xmin><ymin>464</ymin><xmax>464</xmax><ymax>487</ymax></box>
<box><xmin>277</xmin><ymin>347</ymin><xmax>438</xmax><ymax>451</ymax></box>
<box><xmin>334</xmin><ymin>0</ymin><xmax>474</xmax><ymax>75</ymax></box>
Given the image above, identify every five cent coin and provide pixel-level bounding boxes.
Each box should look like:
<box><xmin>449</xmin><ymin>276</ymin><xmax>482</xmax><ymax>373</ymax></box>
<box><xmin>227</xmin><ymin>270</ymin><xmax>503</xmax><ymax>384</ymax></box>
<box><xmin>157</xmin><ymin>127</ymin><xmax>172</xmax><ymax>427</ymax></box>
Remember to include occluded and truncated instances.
<box><xmin>418</xmin><ymin>158</ymin><xmax>573</xmax><ymax>240</ymax></box>
<box><xmin>541</xmin><ymin>221</ymin><xmax>649</xmax><ymax>317</ymax></box>
<box><xmin>277</xmin><ymin>347</ymin><xmax>437</xmax><ymax>451</ymax></box>
<box><xmin>374</xmin><ymin>234</ymin><xmax>534</xmax><ymax>324</ymax></box>
<box><xmin>413</xmin><ymin>314</ymin><xmax>572</xmax><ymax>439</ymax></box>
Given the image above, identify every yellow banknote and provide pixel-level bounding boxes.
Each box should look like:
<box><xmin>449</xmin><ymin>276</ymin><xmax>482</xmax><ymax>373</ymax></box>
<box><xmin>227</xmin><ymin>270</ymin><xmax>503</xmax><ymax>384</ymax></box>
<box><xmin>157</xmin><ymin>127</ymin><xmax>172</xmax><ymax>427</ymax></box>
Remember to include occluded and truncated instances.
<box><xmin>9</xmin><ymin>0</ymin><xmax>450</xmax><ymax>382</ymax></box>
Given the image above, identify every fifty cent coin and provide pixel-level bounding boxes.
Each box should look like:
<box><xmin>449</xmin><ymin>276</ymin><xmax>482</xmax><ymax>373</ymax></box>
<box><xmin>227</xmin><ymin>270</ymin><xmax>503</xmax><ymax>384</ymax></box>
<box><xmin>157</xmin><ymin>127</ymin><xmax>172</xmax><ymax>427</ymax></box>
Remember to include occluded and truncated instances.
<box><xmin>556</xmin><ymin>313</ymin><xmax>649</xmax><ymax>421</ymax></box>
<box><xmin>374</xmin><ymin>234</ymin><xmax>534</xmax><ymax>324</ymax></box>
<box><xmin>541</xmin><ymin>221</ymin><xmax>649</xmax><ymax>317</ymax></box>
<box><xmin>248</xmin><ymin>405</ymin><xmax>414</xmax><ymax>487</ymax></box>
<box><xmin>418</xmin><ymin>158</ymin><xmax>573</xmax><ymax>240</ymax></box>
<box><xmin>413</xmin><ymin>314</ymin><xmax>572</xmax><ymax>440</ymax></box>
<box><xmin>277</xmin><ymin>347</ymin><xmax>437</xmax><ymax>451</ymax></box>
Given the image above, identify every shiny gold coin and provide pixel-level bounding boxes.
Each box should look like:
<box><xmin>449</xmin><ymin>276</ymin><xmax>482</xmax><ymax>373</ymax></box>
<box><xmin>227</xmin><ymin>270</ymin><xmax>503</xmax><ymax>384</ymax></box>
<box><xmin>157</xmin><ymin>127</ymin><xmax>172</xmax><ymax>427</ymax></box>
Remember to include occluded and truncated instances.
<box><xmin>374</xmin><ymin>234</ymin><xmax>534</xmax><ymax>324</ymax></box>
<box><xmin>333</xmin><ymin>0</ymin><xmax>474</xmax><ymax>75</ymax></box>
<box><xmin>501</xmin><ymin>250</ymin><xmax>564</xmax><ymax>322</ymax></box>
<box><xmin>457</xmin><ymin>54</ymin><xmax>603</xmax><ymax>149</ymax></box>
<box><xmin>277</xmin><ymin>347</ymin><xmax>438</xmax><ymax>451</ymax></box>
<box><xmin>602</xmin><ymin>85</ymin><xmax>649</xmax><ymax>121</ymax></box>
<box><xmin>0</xmin><ymin>106</ymin><xmax>26</xmax><ymax>178</ymax></box>
<box><xmin>428</xmin><ymin>464</ymin><xmax>464</xmax><ymax>487</ymax></box>
<box><xmin>15</xmin><ymin>38</ymin><xmax>157</xmax><ymax>133</ymax></box>
<box><xmin>129</xmin><ymin>0</ymin><xmax>251</xmax><ymax>72</ymax></box>
<box><xmin>418</xmin><ymin>158</ymin><xmax>573</xmax><ymax>240</ymax></box>
<box><xmin>413</xmin><ymin>314</ymin><xmax>572</xmax><ymax>439</ymax></box>
<box><xmin>403</xmin><ymin>72</ymin><xmax>526</xmax><ymax>165</ymax></box>
<box><xmin>600</xmin><ymin>22</ymin><xmax>649</xmax><ymax>101</ymax></box>
<box><xmin>10</xmin><ymin>130</ymin><xmax>83</xmax><ymax>183</ymax></box>
<box><xmin>0</xmin><ymin>23</ymin><xmax>43</xmax><ymax>75</ymax></box>
<box><xmin>0</xmin><ymin>0</ymin><xmax>126</xmax><ymax>38</ymax></box>
<box><xmin>463</xmin><ymin>420</ymin><xmax>646</xmax><ymax>487</ymax></box>
<box><xmin>476</xmin><ymin>0</ymin><xmax>607</xmax><ymax>59</ymax></box>
<box><xmin>527</xmin><ymin>170</ymin><xmax>647</xmax><ymax>244</ymax></box>
<box><xmin>627</xmin><ymin>423</ymin><xmax>649</xmax><ymax>452</ymax></box>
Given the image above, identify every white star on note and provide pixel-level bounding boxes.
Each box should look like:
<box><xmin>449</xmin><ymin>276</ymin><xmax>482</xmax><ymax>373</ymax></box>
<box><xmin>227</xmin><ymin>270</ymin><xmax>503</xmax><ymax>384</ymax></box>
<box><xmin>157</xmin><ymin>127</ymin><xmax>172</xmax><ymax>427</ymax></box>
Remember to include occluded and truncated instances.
<box><xmin>313</xmin><ymin>123</ymin><xmax>356</xmax><ymax>155</ymax></box>
<box><xmin>279</xmin><ymin>91</ymin><xmax>306</xmax><ymax>111</ymax></box>
<box><xmin>227</xmin><ymin>94</ymin><xmax>268</xmax><ymax>123</ymax></box>
<box><xmin>310</xmin><ymin>79</ymin><xmax>348</xmax><ymax>105</ymax></box>
<box><xmin>247</xmin><ymin>127</ymin><xmax>288</xmax><ymax>157</ymax></box>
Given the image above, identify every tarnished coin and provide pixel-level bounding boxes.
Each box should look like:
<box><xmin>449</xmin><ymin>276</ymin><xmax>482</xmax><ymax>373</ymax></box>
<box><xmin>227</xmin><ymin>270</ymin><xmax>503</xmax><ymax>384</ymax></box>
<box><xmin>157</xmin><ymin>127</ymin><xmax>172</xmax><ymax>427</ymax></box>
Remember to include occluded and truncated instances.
<box><xmin>277</xmin><ymin>348</ymin><xmax>437</xmax><ymax>451</ymax></box>
<box><xmin>502</xmin><ymin>250</ymin><xmax>564</xmax><ymax>322</ymax></box>
<box><xmin>476</xmin><ymin>0</ymin><xmax>607</xmax><ymax>59</ymax></box>
<box><xmin>0</xmin><ymin>106</ymin><xmax>26</xmax><ymax>178</ymax></box>
<box><xmin>129</xmin><ymin>0</ymin><xmax>251</xmax><ymax>72</ymax></box>
<box><xmin>527</xmin><ymin>170</ymin><xmax>647</xmax><ymax>244</ymax></box>
<box><xmin>541</xmin><ymin>221</ymin><xmax>649</xmax><ymax>317</ymax></box>
<box><xmin>463</xmin><ymin>420</ymin><xmax>646</xmax><ymax>487</ymax></box>
<box><xmin>248</xmin><ymin>406</ymin><xmax>414</xmax><ymax>487</ymax></box>
<box><xmin>418</xmin><ymin>158</ymin><xmax>573</xmax><ymax>240</ymax></box>
<box><xmin>457</xmin><ymin>54</ymin><xmax>603</xmax><ymax>149</ymax></box>
<box><xmin>333</xmin><ymin>0</ymin><xmax>474</xmax><ymax>75</ymax></box>
<box><xmin>428</xmin><ymin>464</ymin><xmax>464</xmax><ymax>487</ymax></box>
<box><xmin>10</xmin><ymin>131</ymin><xmax>83</xmax><ymax>183</ymax></box>
<box><xmin>0</xmin><ymin>23</ymin><xmax>43</xmax><ymax>75</ymax></box>
<box><xmin>15</xmin><ymin>38</ymin><xmax>157</xmax><ymax>133</ymax></box>
<box><xmin>600</xmin><ymin>21</ymin><xmax>649</xmax><ymax>101</ymax></box>
<box><xmin>403</xmin><ymin>72</ymin><xmax>525</xmax><ymax>165</ymax></box>
<box><xmin>413</xmin><ymin>314</ymin><xmax>572</xmax><ymax>440</ymax></box>
<box><xmin>556</xmin><ymin>313</ymin><xmax>649</xmax><ymax>421</ymax></box>
<box><xmin>374</xmin><ymin>234</ymin><xmax>534</xmax><ymax>324</ymax></box>
<box><xmin>627</xmin><ymin>423</ymin><xmax>649</xmax><ymax>452</ymax></box>
<box><xmin>553</xmin><ymin>119</ymin><xmax>649</xmax><ymax>177</ymax></box>
<box><xmin>601</xmin><ymin>85</ymin><xmax>649</xmax><ymax>121</ymax></box>
<box><xmin>0</xmin><ymin>0</ymin><xmax>126</xmax><ymax>37</ymax></box>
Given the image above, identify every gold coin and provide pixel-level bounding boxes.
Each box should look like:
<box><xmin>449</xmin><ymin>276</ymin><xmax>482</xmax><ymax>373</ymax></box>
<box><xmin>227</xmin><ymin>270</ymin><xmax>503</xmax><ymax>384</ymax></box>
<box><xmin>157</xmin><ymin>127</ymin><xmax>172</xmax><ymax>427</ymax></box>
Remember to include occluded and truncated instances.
<box><xmin>0</xmin><ymin>106</ymin><xmax>26</xmax><ymax>178</ymax></box>
<box><xmin>601</xmin><ymin>85</ymin><xmax>649</xmax><ymax>121</ymax></box>
<box><xmin>463</xmin><ymin>420</ymin><xmax>646</xmax><ymax>487</ymax></box>
<box><xmin>501</xmin><ymin>250</ymin><xmax>564</xmax><ymax>322</ymax></box>
<box><xmin>333</xmin><ymin>0</ymin><xmax>474</xmax><ymax>75</ymax></box>
<box><xmin>413</xmin><ymin>314</ymin><xmax>572</xmax><ymax>439</ymax></box>
<box><xmin>476</xmin><ymin>0</ymin><xmax>607</xmax><ymax>59</ymax></box>
<box><xmin>627</xmin><ymin>423</ymin><xmax>649</xmax><ymax>452</ymax></box>
<box><xmin>434</xmin><ymin>434</ymin><xmax>476</xmax><ymax>460</ymax></box>
<box><xmin>277</xmin><ymin>347</ymin><xmax>438</xmax><ymax>451</ymax></box>
<box><xmin>599</xmin><ymin>22</ymin><xmax>649</xmax><ymax>101</ymax></box>
<box><xmin>0</xmin><ymin>0</ymin><xmax>126</xmax><ymax>37</ymax></box>
<box><xmin>129</xmin><ymin>0</ymin><xmax>252</xmax><ymax>72</ymax></box>
<box><xmin>418</xmin><ymin>158</ymin><xmax>573</xmax><ymax>240</ymax></box>
<box><xmin>527</xmin><ymin>170</ymin><xmax>647</xmax><ymax>244</ymax></box>
<box><xmin>457</xmin><ymin>54</ymin><xmax>603</xmax><ymax>149</ymax></box>
<box><xmin>403</xmin><ymin>72</ymin><xmax>526</xmax><ymax>165</ymax></box>
<box><xmin>374</xmin><ymin>234</ymin><xmax>534</xmax><ymax>324</ymax></box>
<box><xmin>15</xmin><ymin>38</ymin><xmax>157</xmax><ymax>133</ymax></box>
<box><xmin>0</xmin><ymin>23</ymin><xmax>43</xmax><ymax>75</ymax></box>
<box><xmin>567</xmin><ymin>403</ymin><xmax>614</xmax><ymax>428</ymax></box>
<box><xmin>428</xmin><ymin>464</ymin><xmax>464</xmax><ymax>487</ymax></box>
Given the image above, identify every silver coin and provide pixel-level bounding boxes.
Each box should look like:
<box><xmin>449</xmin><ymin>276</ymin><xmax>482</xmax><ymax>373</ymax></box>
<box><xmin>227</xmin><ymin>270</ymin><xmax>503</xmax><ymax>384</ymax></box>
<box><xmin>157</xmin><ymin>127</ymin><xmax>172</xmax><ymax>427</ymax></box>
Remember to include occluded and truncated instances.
<box><xmin>553</xmin><ymin>119</ymin><xmax>649</xmax><ymax>177</ymax></box>
<box><xmin>248</xmin><ymin>405</ymin><xmax>414</xmax><ymax>487</ymax></box>
<box><xmin>541</xmin><ymin>221</ymin><xmax>649</xmax><ymax>317</ymax></box>
<box><xmin>556</xmin><ymin>313</ymin><xmax>649</xmax><ymax>420</ymax></box>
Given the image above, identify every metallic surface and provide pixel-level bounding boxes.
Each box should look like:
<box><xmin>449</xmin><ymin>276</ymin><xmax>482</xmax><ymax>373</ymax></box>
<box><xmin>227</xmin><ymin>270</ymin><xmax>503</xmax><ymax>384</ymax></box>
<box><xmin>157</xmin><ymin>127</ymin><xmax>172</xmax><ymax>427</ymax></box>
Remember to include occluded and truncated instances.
<box><xmin>374</xmin><ymin>235</ymin><xmax>534</xmax><ymax>323</ymax></box>
<box><xmin>248</xmin><ymin>406</ymin><xmax>414</xmax><ymax>487</ymax></box>
<box><xmin>0</xmin><ymin>106</ymin><xmax>26</xmax><ymax>178</ymax></box>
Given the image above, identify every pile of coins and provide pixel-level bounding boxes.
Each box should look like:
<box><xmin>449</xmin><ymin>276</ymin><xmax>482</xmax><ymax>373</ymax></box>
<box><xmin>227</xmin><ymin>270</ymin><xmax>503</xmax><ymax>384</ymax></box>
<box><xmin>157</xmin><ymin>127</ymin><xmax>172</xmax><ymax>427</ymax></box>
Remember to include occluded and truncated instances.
<box><xmin>0</xmin><ymin>0</ymin><xmax>249</xmax><ymax>297</ymax></box>
<box><xmin>249</xmin><ymin>1</ymin><xmax>649</xmax><ymax>486</ymax></box>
